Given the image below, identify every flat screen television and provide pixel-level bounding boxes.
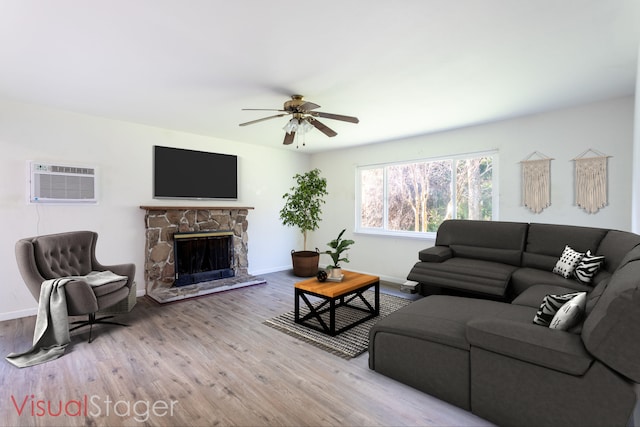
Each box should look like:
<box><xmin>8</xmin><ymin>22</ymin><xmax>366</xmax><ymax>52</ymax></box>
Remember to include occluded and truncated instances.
<box><xmin>153</xmin><ymin>146</ymin><xmax>238</xmax><ymax>200</ymax></box>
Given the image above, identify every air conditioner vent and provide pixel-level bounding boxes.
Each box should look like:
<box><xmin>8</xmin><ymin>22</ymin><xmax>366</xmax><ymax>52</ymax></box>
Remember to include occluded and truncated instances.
<box><xmin>29</xmin><ymin>162</ymin><xmax>98</xmax><ymax>203</ymax></box>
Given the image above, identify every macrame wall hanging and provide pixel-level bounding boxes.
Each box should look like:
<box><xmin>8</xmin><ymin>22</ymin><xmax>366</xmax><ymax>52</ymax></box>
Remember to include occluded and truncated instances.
<box><xmin>520</xmin><ymin>151</ymin><xmax>553</xmax><ymax>213</ymax></box>
<box><xmin>572</xmin><ymin>149</ymin><xmax>610</xmax><ymax>214</ymax></box>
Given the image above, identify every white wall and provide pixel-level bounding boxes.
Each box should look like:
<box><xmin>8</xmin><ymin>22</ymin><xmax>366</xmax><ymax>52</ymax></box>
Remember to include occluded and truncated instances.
<box><xmin>310</xmin><ymin>97</ymin><xmax>636</xmax><ymax>283</ymax></box>
<box><xmin>1</xmin><ymin>96</ymin><xmax>636</xmax><ymax>319</ymax></box>
<box><xmin>0</xmin><ymin>100</ymin><xmax>310</xmax><ymax>320</ymax></box>
<box><xmin>633</xmin><ymin>44</ymin><xmax>640</xmax><ymax>234</ymax></box>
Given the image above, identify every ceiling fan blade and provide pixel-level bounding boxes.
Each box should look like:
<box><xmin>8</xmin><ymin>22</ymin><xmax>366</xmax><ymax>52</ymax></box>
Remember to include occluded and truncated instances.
<box><xmin>242</xmin><ymin>108</ymin><xmax>287</xmax><ymax>112</ymax></box>
<box><xmin>283</xmin><ymin>131</ymin><xmax>295</xmax><ymax>145</ymax></box>
<box><xmin>310</xmin><ymin>119</ymin><xmax>337</xmax><ymax>137</ymax></box>
<box><xmin>239</xmin><ymin>114</ymin><xmax>287</xmax><ymax>127</ymax></box>
<box><xmin>299</xmin><ymin>101</ymin><xmax>321</xmax><ymax>111</ymax></box>
<box><xmin>310</xmin><ymin>111</ymin><xmax>359</xmax><ymax>123</ymax></box>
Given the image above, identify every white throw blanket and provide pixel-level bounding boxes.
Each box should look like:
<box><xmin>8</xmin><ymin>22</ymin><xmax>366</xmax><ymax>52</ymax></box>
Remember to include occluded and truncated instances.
<box><xmin>6</xmin><ymin>271</ymin><xmax>127</xmax><ymax>368</ymax></box>
<box><xmin>67</xmin><ymin>270</ymin><xmax>128</xmax><ymax>288</ymax></box>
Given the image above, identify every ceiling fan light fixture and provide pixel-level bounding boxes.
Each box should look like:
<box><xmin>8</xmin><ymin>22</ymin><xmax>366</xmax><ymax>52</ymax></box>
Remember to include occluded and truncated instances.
<box><xmin>283</xmin><ymin>118</ymin><xmax>298</xmax><ymax>134</ymax></box>
<box><xmin>300</xmin><ymin>118</ymin><xmax>314</xmax><ymax>134</ymax></box>
<box><xmin>283</xmin><ymin>117</ymin><xmax>313</xmax><ymax>135</ymax></box>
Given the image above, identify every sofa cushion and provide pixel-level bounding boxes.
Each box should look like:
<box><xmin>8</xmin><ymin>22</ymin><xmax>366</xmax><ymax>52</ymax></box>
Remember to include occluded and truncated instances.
<box><xmin>523</xmin><ymin>223</ymin><xmax>607</xmax><ymax>270</ymax></box>
<box><xmin>512</xmin><ymin>285</ymin><xmax>585</xmax><ymax>308</ymax></box>
<box><xmin>510</xmin><ymin>267</ymin><xmax>593</xmax><ymax>296</ymax></box>
<box><xmin>434</xmin><ymin>220</ymin><xmax>528</xmax><ymax>266</ymax></box>
<box><xmin>581</xmin><ymin>246</ymin><xmax>640</xmax><ymax>383</ymax></box>
<box><xmin>407</xmin><ymin>258</ymin><xmax>519</xmax><ymax>297</ymax></box>
<box><xmin>594</xmin><ymin>230</ymin><xmax>640</xmax><ymax>273</ymax></box>
<box><xmin>371</xmin><ymin>295</ymin><xmax>537</xmax><ymax>351</ymax></box>
<box><xmin>450</xmin><ymin>244</ymin><xmax>522</xmax><ymax>266</ymax></box>
<box><xmin>466</xmin><ymin>318</ymin><xmax>593</xmax><ymax>376</ymax></box>
<box><xmin>584</xmin><ymin>277</ymin><xmax>610</xmax><ymax>316</ymax></box>
<box><xmin>515</xmin><ymin>279</ymin><xmax>611</xmax><ymax>316</ymax></box>
<box><xmin>521</xmin><ymin>252</ymin><xmax>560</xmax><ymax>272</ymax></box>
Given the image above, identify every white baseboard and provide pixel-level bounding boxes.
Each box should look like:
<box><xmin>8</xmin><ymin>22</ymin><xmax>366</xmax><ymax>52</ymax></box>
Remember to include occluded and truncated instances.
<box><xmin>248</xmin><ymin>265</ymin><xmax>292</xmax><ymax>276</ymax></box>
<box><xmin>0</xmin><ymin>307</ymin><xmax>38</xmax><ymax>322</ymax></box>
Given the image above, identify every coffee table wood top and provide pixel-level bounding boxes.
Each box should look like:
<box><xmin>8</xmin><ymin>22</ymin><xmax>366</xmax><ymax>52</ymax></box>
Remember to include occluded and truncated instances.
<box><xmin>294</xmin><ymin>270</ymin><xmax>380</xmax><ymax>298</ymax></box>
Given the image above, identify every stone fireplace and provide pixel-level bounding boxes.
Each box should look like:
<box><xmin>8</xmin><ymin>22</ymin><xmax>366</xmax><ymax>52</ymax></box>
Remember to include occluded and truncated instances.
<box><xmin>140</xmin><ymin>206</ymin><xmax>257</xmax><ymax>301</ymax></box>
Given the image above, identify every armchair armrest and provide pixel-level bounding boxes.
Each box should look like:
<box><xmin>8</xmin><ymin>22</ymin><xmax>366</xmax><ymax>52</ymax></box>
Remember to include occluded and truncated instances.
<box><xmin>466</xmin><ymin>318</ymin><xmax>593</xmax><ymax>376</ymax></box>
<box><xmin>64</xmin><ymin>280</ymin><xmax>100</xmax><ymax>313</ymax></box>
<box><xmin>419</xmin><ymin>246</ymin><xmax>452</xmax><ymax>263</ymax></box>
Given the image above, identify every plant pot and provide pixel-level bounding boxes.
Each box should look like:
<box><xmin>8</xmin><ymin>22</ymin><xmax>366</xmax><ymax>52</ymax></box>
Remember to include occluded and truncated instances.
<box><xmin>328</xmin><ymin>267</ymin><xmax>342</xmax><ymax>279</ymax></box>
<box><xmin>291</xmin><ymin>249</ymin><xmax>320</xmax><ymax>277</ymax></box>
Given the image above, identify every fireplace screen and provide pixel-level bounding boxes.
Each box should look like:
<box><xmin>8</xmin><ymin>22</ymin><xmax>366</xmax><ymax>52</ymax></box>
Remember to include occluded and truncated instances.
<box><xmin>173</xmin><ymin>231</ymin><xmax>235</xmax><ymax>286</ymax></box>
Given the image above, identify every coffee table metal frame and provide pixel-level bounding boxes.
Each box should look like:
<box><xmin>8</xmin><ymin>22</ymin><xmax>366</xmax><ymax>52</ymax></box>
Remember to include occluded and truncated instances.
<box><xmin>294</xmin><ymin>272</ymin><xmax>380</xmax><ymax>337</ymax></box>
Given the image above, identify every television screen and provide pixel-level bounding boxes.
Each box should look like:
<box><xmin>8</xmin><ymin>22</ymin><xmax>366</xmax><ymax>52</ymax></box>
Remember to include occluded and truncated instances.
<box><xmin>153</xmin><ymin>146</ymin><xmax>238</xmax><ymax>200</ymax></box>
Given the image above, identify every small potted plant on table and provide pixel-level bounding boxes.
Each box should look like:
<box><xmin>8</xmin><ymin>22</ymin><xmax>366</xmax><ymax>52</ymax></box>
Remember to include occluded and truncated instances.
<box><xmin>322</xmin><ymin>229</ymin><xmax>355</xmax><ymax>280</ymax></box>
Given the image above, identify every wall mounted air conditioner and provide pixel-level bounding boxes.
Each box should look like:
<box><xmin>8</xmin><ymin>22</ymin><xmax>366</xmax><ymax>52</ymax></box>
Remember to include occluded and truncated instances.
<box><xmin>29</xmin><ymin>162</ymin><xmax>98</xmax><ymax>203</ymax></box>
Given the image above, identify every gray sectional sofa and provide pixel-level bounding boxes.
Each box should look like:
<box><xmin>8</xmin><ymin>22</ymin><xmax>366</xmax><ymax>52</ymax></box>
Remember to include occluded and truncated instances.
<box><xmin>369</xmin><ymin>220</ymin><xmax>640</xmax><ymax>427</ymax></box>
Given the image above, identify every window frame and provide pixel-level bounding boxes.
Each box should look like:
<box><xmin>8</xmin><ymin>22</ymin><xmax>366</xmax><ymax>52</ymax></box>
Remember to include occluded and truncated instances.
<box><xmin>355</xmin><ymin>150</ymin><xmax>499</xmax><ymax>240</ymax></box>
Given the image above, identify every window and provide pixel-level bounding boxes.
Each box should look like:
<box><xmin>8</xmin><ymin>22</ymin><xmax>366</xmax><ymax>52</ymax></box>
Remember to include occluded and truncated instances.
<box><xmin>356</xmin><ymin>151</ymin><xmax>497</xmax><ymax>237</ymax></box>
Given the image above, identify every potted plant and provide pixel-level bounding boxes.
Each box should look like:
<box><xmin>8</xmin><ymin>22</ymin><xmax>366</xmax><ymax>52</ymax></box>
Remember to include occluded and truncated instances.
<box><xmin>280</xmin><ymin>168</ymin><xmax>328</xmax><ymax>277</ymax></box>
<box><xmin>322</xmin><ymin>229</ymin><xmax>355</xmax><ymax>279</ymax></box>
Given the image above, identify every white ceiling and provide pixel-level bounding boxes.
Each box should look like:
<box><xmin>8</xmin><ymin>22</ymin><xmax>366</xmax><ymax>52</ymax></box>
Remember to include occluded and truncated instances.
<box><xmin>1</xmin><ymin>1</ymin><xmax>639</xmax><ymax>153</ymax></box>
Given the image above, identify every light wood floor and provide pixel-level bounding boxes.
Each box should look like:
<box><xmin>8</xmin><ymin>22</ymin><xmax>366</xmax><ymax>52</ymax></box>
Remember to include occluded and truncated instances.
<box><xmin>0</xmin><ymin>270</ymin><xmax>493</xmax><ymax>427</ymax></box>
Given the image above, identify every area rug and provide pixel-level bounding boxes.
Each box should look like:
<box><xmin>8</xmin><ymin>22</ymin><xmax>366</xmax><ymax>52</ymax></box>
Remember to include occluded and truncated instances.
<box><xmin>263</xmin><ymin>291</ymin><xmax>412</xmax><ymax>359</ymax></box>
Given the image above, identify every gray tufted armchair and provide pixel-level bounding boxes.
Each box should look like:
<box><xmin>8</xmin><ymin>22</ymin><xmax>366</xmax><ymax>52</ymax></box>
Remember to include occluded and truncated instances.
<box><xmin>15</xmin><ymin>230</ymin><xmax>135</xmax><ymax>342</ymax></box>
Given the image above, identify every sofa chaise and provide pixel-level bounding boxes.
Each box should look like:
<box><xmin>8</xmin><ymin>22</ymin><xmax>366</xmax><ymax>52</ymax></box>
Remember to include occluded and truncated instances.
<box><xmin>369</xmin><ymin>220</ymin><xmax>640</xmax><ymax>426</ymax></box>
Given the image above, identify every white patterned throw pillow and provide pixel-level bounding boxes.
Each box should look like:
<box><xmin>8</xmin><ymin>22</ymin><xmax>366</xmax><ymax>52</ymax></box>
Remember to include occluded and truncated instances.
<box><xmin>552</xmin><ymin>245</ymin><xmax>585</xmax><ymax>279</ymax></box>
<box><xmin>549</xmin><ymin>292</ymin><xmax>587</xmax><ymax>330</ymax></box>
<box><xmin>573</xmin><ymin>250</ymin><xmax>605</xmax><ymax>285</ymax></box>
<box><xmin>533</xmin><ymin>292</ymin><xmax>583</xmax><ymax>326</ymax></box>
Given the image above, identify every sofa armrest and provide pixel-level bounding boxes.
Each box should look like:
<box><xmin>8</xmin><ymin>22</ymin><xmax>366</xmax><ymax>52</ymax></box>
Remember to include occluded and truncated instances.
<box><xmin>466</xmin><ymin>318</ymin><xmax>593</xmax><ymax>376</ymax></box>
<box><xmin>419</xmin><ymin>246</ymin><xmax>452</xmax><ymax>262</ymax></box>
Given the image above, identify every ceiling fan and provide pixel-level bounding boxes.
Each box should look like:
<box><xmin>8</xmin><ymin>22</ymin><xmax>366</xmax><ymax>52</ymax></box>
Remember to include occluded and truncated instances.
<box><xmin>239</xmin><ymin>95</ymin><xmax>359</xmax><ymax>145</ymax></box>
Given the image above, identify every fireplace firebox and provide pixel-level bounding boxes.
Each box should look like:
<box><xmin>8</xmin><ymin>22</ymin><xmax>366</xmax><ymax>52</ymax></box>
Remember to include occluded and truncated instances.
<box><xmin>173</xmin><ymin>231</ymin><xmax>235</xmax><ymax>286</ymax></box>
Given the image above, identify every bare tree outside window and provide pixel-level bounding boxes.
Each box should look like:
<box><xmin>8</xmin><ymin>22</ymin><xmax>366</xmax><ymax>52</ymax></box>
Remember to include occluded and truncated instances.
<box><xmin>358</xmin><ymin>154</ymin><xmax>494</xmax><ymax>235</ymax></box>
<box><xmin>360</xmin><ymin>168</ymin><xmax>384</xmax><ymax>228</ymax></box>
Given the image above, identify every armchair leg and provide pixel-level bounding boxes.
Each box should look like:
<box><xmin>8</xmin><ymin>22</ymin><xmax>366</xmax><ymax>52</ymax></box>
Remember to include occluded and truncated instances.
<box><xmin>69</xmin><ymin>313</ymin><xmax>128</xmax><ymax>343</ymax></box>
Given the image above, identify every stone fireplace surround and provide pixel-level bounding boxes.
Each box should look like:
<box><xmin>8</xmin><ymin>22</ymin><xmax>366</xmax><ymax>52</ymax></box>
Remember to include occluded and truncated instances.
<box><xmin>140</xmin><ymin>206</ymin><xmax>263</xmax><ymax>303</ymax></box>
